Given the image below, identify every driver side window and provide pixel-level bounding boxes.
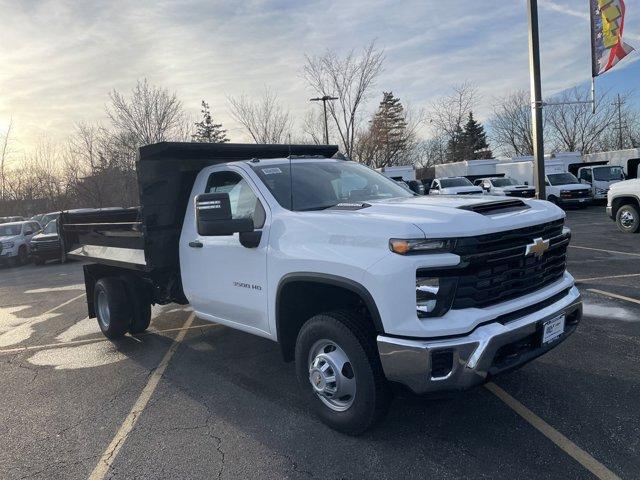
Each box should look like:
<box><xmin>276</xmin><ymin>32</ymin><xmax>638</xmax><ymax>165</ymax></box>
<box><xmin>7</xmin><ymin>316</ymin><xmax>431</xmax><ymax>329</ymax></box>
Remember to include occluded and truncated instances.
<box><xmin>205</xmin><ymin>171</ymin><xmax>266</xmax><ymax>228</ymax></box>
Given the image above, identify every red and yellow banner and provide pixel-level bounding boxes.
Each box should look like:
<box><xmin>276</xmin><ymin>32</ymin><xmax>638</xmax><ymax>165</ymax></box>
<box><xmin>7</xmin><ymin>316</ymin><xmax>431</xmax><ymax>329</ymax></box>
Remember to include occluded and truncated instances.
<box><xmin>590</xmin><ymin>0</ymin><xmax>635</xmax><ymax>76</ymax></box>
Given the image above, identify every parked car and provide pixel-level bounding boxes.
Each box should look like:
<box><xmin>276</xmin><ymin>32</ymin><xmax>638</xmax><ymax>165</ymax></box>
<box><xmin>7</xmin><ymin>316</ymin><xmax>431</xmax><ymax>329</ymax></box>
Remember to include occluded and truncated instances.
<box><xmin>606</xmin><ymin>178</ymin><xmax>640</xmax><ymax>233</ymax></box>
<box><xmin>31</xmin><ymin>220</ymin><xmax>63</xmax><ymax>265</ymax></box>
<box><xmin>474</xmin><ymin>177</ymin><xmax>536</xmax><ymax>198</ymax></box>
<box><xmin>546</xmin><ymin>173</ymin><xmax>592</xmax><ymax>208</ymax></box>
<box><xmin>0</xmin><ymin>220</ymin><xmax>42</xmax><ymax>266</ymax></box>
<box><xmin>0</xmin><ymin>216</ymin><xmax>25</xmax><ymax>224</ymax></box>
<box><xmin>429</xmin><ymin>177</ymin><xmax>484</xmax><ymax>195</ymax></box>
<box><xmin>60</xmin><ymin>142</ymin><xmax>582</xmax><ymax>435</ymax></box>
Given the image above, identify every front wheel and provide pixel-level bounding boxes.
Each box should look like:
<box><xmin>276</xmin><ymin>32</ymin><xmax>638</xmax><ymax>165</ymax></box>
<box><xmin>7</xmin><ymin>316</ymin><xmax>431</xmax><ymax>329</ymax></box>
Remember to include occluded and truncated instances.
<box><xmin>616</xmin><ymin>204</ymin><xmax>640</xmax><ymax>233</ymax></box>
<box><xmin>295</xmin><ymin>310</ymin><xmax>391</xmax><ymax>435</ymax></box>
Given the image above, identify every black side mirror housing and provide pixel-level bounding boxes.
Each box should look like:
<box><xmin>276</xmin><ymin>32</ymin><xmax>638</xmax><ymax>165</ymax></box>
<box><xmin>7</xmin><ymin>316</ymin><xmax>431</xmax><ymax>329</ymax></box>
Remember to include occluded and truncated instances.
<box><xmin>195</xmin><ymin>193</ymin><xmax>254</xmax><ymax>236</ymax></box>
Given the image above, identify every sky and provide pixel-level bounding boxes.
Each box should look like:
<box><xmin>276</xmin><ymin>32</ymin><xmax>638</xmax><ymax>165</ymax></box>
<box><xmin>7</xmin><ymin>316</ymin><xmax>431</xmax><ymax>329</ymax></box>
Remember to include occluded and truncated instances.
<box><xmin>0</xmin><ymin>0</ymin><xmax>639</xmax><ymax>158</ymax></box>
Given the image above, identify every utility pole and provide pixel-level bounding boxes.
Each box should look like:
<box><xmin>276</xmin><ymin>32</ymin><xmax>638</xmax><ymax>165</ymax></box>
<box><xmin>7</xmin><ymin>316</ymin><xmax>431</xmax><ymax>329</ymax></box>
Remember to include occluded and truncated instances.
<box><xmin>527</xmin><ymin>0</ymin><xmax>546</xmax><ymax>200</ymax></box>
<box><xmin>614</xmin><ymin>93</ymin><xmax>625</xmax><ymax>150</ymax></box>
<box><xmin>310</xmin><ymin>96</ymin><xmax>338</xmax><ymax>144</ymax></box>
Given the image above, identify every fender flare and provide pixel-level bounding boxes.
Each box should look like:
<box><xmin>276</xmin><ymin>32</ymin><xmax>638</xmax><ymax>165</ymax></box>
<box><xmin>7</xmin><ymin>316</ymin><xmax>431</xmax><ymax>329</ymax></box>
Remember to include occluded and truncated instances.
<box><xmin>276</xmin><ymin>272</ymin><xmax>385</xmax><ymax>335</ymax></box>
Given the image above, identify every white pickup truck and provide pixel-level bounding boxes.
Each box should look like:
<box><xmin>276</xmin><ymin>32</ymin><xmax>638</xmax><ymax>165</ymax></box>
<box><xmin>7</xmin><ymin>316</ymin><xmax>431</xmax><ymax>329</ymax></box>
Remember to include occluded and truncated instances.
<box><xmin>60</xmin><ymin>142</ymin><xmax>582</xmax><ymax>435</ymax></box>
<box><xmin>606</xmin><ymin>179</ymin><xmax>640</xmax><ymax>233</ymax></box>
<box><xmin>429</xmin><ymin>177</ymin><xmax>484</xmax><ymax>195</ymax></box>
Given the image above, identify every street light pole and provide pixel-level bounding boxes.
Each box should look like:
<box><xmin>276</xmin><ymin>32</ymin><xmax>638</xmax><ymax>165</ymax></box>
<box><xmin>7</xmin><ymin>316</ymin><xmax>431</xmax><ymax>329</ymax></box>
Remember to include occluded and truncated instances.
<box><xmin>310</xmin><ymin>96</ymin><xmax>338</xmax><ymax>144</ymax></box>
<box><xmin>527</xmin><ymin>0</ymin><xmax>546</xmax><ymax>200</ymax></box>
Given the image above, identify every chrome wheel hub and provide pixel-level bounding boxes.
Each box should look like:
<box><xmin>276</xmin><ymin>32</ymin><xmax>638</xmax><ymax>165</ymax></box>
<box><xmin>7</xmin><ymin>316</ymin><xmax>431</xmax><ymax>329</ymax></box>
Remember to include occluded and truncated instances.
<box><xmin>308</xmin><ymin>340</ymin><xmax>356</xmax><ymax>412</ymax></box>
<box><xmin>620</xmin><ymin>210</ymin><xmax>635</xmax><ymax>228</ymax></box>
<box><xmin>97</xmin><ymin>290</ymin><xmax>111</xmax><ymax>329</ymax></box>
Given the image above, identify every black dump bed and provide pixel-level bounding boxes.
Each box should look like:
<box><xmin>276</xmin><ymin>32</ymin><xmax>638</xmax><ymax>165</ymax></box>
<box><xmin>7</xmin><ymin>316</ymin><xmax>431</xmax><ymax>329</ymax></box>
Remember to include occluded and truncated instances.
<box><xmin>61</xmin><ymin>142</ymin><xmax>338</xmax><ymax>277</ymax></box>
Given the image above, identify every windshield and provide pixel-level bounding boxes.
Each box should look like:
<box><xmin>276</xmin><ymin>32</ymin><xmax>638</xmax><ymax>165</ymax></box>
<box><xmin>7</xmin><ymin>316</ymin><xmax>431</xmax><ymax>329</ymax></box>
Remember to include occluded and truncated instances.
<box><xmin>492</xmin><ymin>178</ymin><xmax>519</xmax><ymax>187</ymax></box>
<box><xmin>43</xmin><ymin>220</ymin><xmax>58</xmax><ymax>234</ymax></box>
<box><xmin>40</xmin><ymin>213</ymin><xmax>59</xmax><ymax>226</ymax></box>
<box><xmin>251</xmin><ymin>160</ymin><xmax>413</xmax><ymax>211</ymax></box>
<box><xmin>441</xmin><ymin>178</ymin><xmax>473</xmax><ymax>188</ymax></box>
<box><xmin>547</xmin><ymin>173</ymin><xmax>579</xmax><ymax>185</ymax></box>
<box><xmin>593</xmin><ymin>166</ymin><xmax>624</xmax><ymax>181</ymax></box>
<box><xmin>0</xmin><ymin>225</ymin><xmax>21</xmax><ymax>236</ymax></box>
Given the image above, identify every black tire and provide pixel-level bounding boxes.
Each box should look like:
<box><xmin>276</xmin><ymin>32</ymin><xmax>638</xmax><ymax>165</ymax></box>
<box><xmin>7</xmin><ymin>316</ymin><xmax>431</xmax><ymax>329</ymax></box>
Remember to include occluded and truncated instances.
<box><xmin>295</xmin><ymin>310</ymin><xmax>391</xmax><ymax>435</ymax></box>
<box><xmin>34</xmin><ymin>257</ymin><xmax>45</xmax><ymax>266</ymax></box>
<box><xmin>547</xmin><ymin>196</ymin><xmax>558</xmax><ymax>205</ymax></box>
<box><xmin>121</xmin><ymin>275</ymin><xmax>152</xmax><ymax>334</ymax></box>
<box><xmin>94</xmin><ymin>277</ymin><xmax>131</xmax><ymax>339</ymax></box>
<box><xmin>616</xmin><ymin>204</ymin><xmax>640</xmax><ymax>233</ymax></box>
<box><xmin>18</xmin><ymin>246</ymin><xmax>28</xmax><ymax>266</ymax></box>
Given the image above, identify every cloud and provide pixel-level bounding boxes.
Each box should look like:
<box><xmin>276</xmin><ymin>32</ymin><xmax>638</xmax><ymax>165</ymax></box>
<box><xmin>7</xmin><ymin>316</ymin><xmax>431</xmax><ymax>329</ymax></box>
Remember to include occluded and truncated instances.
<box><xmin>0</xmin><ymin>0</ymin><xmax>637</xmax><ymax>153</ymax></box>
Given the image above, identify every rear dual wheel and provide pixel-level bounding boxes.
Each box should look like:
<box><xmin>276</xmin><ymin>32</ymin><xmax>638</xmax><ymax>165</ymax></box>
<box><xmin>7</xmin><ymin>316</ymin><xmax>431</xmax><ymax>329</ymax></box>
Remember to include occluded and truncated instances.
<box><xmin>94</xmin><ymin>276</ymin><xmax>151</xmax><ymax>339</ymax></box>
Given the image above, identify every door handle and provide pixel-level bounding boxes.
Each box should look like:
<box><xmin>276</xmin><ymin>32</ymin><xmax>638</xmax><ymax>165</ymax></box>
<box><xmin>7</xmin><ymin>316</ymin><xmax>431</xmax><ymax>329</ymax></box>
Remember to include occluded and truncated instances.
<box><xmin>188</xmin><ymin>240</ymin><xmax>203</xmax><ymax>248</ymax></box>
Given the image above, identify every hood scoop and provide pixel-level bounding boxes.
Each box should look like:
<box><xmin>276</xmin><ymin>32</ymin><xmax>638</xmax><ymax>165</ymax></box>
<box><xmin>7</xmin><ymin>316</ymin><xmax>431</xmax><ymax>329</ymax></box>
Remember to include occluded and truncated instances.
<box><xmin>458</xmin><ymin>199</ymin><xmax>530</xmax><ymax>215</ymax></box>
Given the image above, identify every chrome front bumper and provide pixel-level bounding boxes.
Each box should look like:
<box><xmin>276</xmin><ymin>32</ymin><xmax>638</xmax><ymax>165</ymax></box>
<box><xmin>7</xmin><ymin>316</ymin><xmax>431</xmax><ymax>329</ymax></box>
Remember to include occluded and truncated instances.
<box><xmin>377</xmin><ymin>288</ymin><xmax>582</xmax><ymax>394</ymax></box>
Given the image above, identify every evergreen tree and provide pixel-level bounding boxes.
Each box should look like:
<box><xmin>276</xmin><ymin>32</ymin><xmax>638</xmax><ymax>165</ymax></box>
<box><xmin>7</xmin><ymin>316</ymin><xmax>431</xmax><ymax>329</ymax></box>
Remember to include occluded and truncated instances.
<box><xmin>368</xmin><ymin>91</ymin><xmax>409</xmax><ymax>167</ymax></box>
<box><xmin>446</xmin><ymin>124</ymin><xmax>466</xmax><ymax>162</ymax></box>
<box><xmin>192</xmin><ymin>100</ymin><xmax>228</xmax><ymax>143</ymax></box>
<box><xmin>462</xmin><ymin>111</ymin><xmax>492</xmax><ymax>159</ymax></box>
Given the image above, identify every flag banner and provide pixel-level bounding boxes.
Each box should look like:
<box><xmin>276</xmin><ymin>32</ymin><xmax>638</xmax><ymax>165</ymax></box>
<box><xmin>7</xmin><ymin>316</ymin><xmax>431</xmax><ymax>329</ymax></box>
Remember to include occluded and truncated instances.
<box><xmin>590</xmin><ymin>0</ymin><xmax>635</xmax><ymax>76</ymax></box>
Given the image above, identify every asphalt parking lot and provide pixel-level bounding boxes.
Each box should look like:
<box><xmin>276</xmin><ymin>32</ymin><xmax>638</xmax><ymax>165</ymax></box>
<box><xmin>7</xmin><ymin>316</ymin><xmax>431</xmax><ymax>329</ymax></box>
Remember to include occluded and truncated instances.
<box><xmin>0</xmin><ymin>205</ymin><xmax>638</xmax><ymax>480</ymax></box>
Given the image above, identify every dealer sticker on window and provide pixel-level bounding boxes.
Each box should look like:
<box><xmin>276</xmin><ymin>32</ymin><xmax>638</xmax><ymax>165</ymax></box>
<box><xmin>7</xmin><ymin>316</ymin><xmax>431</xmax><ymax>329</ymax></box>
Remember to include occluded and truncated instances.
<box><xmin>542</xmin><ymin>314</ymin><xmax>565</xmax><ymax>344</ymax></box>
<box><xmin>261</xmin><ymin>167</ymin><xmax>282</xmax><ymax>175</ymax></box>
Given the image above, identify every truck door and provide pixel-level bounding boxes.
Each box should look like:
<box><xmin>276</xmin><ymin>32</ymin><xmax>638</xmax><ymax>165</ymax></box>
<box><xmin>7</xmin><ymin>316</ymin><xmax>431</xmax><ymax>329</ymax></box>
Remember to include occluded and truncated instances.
<box><xmin>182</xmin><ymin>167</ymin><xmax>271</xmax><ymax>336</ymax></box>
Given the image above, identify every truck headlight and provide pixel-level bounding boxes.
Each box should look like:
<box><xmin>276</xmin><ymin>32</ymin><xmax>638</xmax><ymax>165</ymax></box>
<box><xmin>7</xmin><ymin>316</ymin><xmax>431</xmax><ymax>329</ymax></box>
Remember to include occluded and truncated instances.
<box><xmin>596</xmin><ymin>188</ymin><xmax>607</xmax><ymax>195</ymax></box>
<box><xmin>416</xmin><ymin>276</ymin><xmax>457</xmax><ymax>317</ymax></box>
<box><xmin>2</xmin><ymin>241</ymin><xmax>14</xmax><ymax>249</ymax></box>
<box><xmin>390</xmin><ymin>238</ymin><xmax>456</xmax><ymax>255</ymax></box>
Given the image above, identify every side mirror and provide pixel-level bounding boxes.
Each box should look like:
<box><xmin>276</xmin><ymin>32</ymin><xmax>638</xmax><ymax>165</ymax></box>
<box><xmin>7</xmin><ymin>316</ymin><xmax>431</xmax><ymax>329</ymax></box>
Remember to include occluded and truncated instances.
<box><xmin>195</xmin><ymin>193</ymin><xmax>253</xmax><ymax>236</ymax></box>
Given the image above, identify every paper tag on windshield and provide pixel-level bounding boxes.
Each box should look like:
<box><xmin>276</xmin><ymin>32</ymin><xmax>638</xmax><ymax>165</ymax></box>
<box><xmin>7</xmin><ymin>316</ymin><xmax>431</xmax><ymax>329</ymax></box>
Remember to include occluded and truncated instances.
<box><xmin>261</xmin><ymin>167</ymin><xmax>282</xmax><ymax>175</ymax></box>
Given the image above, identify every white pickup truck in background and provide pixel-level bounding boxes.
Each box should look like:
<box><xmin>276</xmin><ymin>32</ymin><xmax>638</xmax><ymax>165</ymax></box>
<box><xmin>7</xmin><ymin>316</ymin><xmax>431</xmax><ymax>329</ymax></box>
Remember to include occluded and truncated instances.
<box><xmin>60</xmin><ymin>142</ymin><xmax>583</xmax><ymax>435</ymax></box>
<box><xmin>429</xmin><ymin>177</ymin><xmax>484</xmax><ymax>195</ymax></box>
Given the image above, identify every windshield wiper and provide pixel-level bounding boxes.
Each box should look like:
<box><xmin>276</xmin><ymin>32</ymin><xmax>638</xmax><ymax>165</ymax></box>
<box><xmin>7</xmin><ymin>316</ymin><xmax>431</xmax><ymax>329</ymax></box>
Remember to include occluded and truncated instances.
<box><xmin>296</xmin><ymin>204</ymin><xmax>338</xmax><ymax>212</ymax></box>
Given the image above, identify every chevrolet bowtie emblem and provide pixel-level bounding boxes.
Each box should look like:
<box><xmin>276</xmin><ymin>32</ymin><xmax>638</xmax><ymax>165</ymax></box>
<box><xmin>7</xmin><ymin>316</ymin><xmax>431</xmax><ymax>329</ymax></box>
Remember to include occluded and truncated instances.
<box><xmin>525</xmin><ymin>237</ymin><xmax>550</xmax><ymax>258</ymax></box>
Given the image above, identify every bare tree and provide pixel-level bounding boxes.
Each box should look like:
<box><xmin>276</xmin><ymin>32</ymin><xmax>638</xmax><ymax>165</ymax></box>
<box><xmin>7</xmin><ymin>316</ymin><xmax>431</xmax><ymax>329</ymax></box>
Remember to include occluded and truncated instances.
<box><xmin>227</xmin><ymin>88</ymin><xmax>292</xmax><ymax>144</ymax></box>
<box><xmin>489</xmin><ymin>90</ymin><xmax>535</xmax><ymax>157</ymax></box>
<box><xmin>1</xmin><ymin>118</ymin><xmax>13</xmax><ymax>201</ymax></box>
<box><xmin>545</xmin><ymin>87</ymin><xmax>620</xmax><ymax>154</ymax></box>
<box><xmin>428</xmin><ymin>82</ymin><xmax>478</xmax><ymax>162</ymax></box>
<box><xmin>303</xmin><ymin>42</ymin><xmax>384</xmax><ymax>157</ymax></box>
<box><xmin>301</xmin><ymin>109</ymin><xmax>328</xmax><ymax>145</ymax></box>
<box><xmin>106</xmin><ymin>79</ymin><xmax>187</xmax><ymax>146</ymax></box>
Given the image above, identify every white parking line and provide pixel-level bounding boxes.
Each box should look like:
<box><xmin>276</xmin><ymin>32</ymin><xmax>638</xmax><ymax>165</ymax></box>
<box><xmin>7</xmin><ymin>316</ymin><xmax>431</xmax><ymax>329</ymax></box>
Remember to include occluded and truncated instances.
<box><xmin>486</xmin><ymin>383</ymin><xmax>621</xmax><ymax>480</ymax></box>
<box><xmin>0</xmin><ymin>322</ymin><xmax>220</xmax><ymax>355</ymax></box>
<box><xmin>88</xmin><ymin>312</ymin><xmax>195</xmax><ymax>480</ymax></box>
<box><xmin>569</xmin><ymin>245</ymin><xmax>640</xmax><ymax>257</ymax></box>
<box><xmin>575</xmin><ymin>273</ymin><xmax>640</xmax><ymax>282</ymax></box>
<box><xmin>587</xmin><ymin>289</ymin><xmax>640</xmax><ymax>306</ymax></box>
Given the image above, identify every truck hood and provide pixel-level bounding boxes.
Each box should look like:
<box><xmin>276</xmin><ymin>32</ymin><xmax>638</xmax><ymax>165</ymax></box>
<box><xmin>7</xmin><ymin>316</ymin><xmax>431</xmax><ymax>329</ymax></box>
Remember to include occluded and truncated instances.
<box><xmin>610</xmin><ymin>178</ymin><xmax>640</xmax><ymax>191</ymax></box>
<box><xmin>320</xmin><ymin>196</ymin><xmax>564</xmax><ymax>238</ymax></box>
<box><xmin>32</xmin><ymin>233</ymin><xmax>59</xmax><ymax>242</ymax></box>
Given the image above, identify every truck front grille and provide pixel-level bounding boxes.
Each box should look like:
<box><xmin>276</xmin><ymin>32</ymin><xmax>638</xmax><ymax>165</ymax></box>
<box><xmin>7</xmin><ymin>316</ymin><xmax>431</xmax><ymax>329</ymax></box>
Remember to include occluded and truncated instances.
<box><xmin>561</xmin><ymin>189</ymin><xmax>590</xmax><ymax>199</ymax></box>
<box><xmin>506</xmin><ymin>189</ymin><xmax>536</xmax><ymax>198</ymax></box>
<box><xmin>416</xmin><ymin>219</ymin><xmax>568</xmax><ymax>312</ymax></box>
